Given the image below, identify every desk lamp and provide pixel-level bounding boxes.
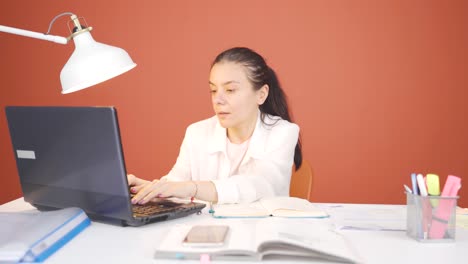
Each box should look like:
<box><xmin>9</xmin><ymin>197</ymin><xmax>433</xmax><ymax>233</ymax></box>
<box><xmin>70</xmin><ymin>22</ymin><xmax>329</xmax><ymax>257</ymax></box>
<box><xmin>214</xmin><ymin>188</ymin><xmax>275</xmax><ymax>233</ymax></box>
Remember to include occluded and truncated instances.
<box><xmin>0</xmin><ymin>12</ymin><xmax>137</xmax><ymax>94</ymax></box>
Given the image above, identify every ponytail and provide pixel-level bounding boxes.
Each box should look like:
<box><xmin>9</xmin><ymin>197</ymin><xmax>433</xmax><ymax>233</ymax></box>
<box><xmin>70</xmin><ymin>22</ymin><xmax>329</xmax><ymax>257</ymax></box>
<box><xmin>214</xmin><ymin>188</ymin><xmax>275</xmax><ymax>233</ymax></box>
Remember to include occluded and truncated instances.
<box><xmin>261</xmin><ymin>67</ymin><xmax>302</xmax><ymax>170</ymax></box>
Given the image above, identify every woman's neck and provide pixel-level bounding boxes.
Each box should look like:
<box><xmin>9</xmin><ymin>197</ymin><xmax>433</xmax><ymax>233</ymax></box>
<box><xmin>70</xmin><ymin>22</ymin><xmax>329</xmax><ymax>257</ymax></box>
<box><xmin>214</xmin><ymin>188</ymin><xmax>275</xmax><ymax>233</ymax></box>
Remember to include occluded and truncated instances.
<box><xmin>227</xmin><ymin>112</ymin><xmax>258</xmax><ymax>144</ymax></box>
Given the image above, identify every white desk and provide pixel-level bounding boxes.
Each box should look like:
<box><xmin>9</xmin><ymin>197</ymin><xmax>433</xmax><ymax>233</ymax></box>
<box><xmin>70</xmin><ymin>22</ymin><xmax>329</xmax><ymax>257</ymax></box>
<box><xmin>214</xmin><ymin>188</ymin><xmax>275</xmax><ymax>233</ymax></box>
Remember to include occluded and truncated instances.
<box><xmin>1</xmin><ymin>198</ymin><xmax>467</xmax><ymax>264</ymax></box>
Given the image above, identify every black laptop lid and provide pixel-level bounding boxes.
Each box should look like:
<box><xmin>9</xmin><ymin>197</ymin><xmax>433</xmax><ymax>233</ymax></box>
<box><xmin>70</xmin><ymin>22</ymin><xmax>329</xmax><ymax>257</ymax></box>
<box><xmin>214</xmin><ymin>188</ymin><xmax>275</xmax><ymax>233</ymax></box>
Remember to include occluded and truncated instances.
<box><xmin>5</xmin><ymin>106</ymin><xmax>134</xmax><ymax>222</ymax></box>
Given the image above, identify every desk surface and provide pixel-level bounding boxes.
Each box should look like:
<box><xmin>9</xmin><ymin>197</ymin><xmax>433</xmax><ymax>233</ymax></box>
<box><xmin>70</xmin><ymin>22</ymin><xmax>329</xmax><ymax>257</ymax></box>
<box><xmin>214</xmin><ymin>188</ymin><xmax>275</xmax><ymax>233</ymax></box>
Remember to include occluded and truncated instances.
<box><xmin>1</xmin><ymin>198</ymin><xmax>467</xmax><ymax>264</ymax></box>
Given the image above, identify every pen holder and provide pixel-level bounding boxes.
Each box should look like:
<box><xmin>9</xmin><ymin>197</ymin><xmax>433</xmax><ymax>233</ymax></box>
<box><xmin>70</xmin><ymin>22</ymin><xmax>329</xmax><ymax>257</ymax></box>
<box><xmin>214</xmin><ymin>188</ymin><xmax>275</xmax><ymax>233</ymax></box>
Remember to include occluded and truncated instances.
<box><xmin>406</xmin><ymin>192</ymin><xmax>458</xmax><ymax>242</ymax></box>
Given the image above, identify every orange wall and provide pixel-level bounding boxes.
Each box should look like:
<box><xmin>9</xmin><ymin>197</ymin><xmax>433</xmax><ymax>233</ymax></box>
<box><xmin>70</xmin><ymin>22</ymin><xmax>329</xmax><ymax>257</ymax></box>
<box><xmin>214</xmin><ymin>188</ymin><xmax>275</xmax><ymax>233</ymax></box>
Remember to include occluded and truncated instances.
<box><xmin>1</xmin><ymin>0</ymin><xmax>467</xmax><ymax>206</ymax></box>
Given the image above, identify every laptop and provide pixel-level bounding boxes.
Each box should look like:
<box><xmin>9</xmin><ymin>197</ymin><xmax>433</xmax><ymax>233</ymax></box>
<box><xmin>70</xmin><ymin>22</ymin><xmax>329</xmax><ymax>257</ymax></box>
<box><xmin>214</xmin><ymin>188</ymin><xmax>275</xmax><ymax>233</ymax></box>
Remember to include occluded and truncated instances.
<box><xmin>5</xmin><ymin>106</ymin><xmax>206</xmax><ymax>226</ymax></box>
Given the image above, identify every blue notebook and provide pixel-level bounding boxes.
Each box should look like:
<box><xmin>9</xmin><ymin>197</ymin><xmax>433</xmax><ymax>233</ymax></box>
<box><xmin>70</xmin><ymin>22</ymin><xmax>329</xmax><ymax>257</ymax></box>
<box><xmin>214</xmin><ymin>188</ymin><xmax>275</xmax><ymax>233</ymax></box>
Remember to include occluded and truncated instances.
<box><xmin>0</xmin><ymin>207</ymin><xmax>90</xmax><ymax>262</ymax></box>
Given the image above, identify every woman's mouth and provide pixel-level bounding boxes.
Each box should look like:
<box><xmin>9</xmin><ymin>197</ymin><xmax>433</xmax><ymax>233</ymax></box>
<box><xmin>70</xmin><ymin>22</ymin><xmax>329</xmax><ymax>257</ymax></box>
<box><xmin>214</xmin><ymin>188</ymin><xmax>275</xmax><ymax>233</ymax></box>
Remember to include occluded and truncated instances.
<box><xmin>217</xmin><ymin>112</ymin><xmax>230</xmax><ymax>118</ymax></box>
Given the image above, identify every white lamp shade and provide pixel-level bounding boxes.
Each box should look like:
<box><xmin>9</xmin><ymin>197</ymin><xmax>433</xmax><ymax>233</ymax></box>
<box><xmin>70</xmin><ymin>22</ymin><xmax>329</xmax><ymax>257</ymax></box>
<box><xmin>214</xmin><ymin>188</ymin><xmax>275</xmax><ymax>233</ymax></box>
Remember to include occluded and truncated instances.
<box><xmin>60</xmin><ymin>31</ymin><xmax>136</xmax><ymax>94</ymax></box>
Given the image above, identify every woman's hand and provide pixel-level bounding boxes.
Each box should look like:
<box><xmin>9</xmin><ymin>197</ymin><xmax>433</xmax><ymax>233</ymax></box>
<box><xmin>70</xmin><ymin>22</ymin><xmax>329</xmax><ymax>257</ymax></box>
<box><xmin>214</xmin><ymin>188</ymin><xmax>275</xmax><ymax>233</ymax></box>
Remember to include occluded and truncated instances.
<box><xmin>131</xmin><ymin>179</ymin><xmax>197</xmax><ymax>205</ymax></box>
<box><xmin>127</xmin><ymin>174</ymin><xmax>151</xmax><ymax>193</ymax></box>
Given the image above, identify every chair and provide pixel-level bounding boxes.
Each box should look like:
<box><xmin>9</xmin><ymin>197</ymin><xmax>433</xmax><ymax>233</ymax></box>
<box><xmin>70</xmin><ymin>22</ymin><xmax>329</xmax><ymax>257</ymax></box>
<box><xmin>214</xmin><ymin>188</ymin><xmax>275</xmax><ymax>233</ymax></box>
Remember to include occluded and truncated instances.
<box><xmin>289</xmin><ymin>159</ymin><xmax>313</xmax><ymax>200</ymax></box>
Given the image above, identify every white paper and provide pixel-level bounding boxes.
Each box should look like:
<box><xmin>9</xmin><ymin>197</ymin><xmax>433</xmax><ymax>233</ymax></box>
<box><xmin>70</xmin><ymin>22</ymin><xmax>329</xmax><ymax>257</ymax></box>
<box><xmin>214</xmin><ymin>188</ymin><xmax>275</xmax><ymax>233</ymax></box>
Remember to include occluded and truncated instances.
<box><xmin>326</xmin><ymin>204</ymin><xmax>406</xmax><ymax>231</ymax></box>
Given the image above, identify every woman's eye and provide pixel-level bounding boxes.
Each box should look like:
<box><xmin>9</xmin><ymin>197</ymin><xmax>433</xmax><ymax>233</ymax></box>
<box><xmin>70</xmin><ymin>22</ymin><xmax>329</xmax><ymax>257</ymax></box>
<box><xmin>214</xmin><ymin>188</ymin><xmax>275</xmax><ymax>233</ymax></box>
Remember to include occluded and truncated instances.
<box><xmin>210</xmin><ymin>90</ymin><xmax>217</xmax><ymax>94</ymax></box>
<box><xmin>226</xmin><ymin>89</ymin><xmax>234</xmax><ymax>93</ymax></box>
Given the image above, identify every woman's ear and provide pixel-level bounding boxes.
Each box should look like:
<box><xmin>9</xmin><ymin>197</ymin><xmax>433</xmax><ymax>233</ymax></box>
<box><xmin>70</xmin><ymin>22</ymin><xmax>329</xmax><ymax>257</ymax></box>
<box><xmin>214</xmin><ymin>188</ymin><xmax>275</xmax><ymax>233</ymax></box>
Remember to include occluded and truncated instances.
<box><xmin>257</xmin><ymin>84</ymin><xmax>269</xmax><ymax>105</ymax></box>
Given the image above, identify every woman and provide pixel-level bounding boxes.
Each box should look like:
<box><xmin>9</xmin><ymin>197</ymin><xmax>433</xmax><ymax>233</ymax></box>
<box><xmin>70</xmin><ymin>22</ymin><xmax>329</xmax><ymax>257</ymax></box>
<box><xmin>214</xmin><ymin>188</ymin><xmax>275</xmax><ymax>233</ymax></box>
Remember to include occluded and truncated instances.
<box><xmin>129</xmin><ymin>47</ymin><xmax>302</xmax><ymax>204</ymax></box>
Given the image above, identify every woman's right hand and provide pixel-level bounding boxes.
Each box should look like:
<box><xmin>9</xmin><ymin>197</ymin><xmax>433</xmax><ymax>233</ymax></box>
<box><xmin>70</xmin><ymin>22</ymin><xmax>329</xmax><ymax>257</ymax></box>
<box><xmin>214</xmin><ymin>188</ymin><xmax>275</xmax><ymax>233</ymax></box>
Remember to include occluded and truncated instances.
<box><xmin>127</xmin><ymin>174</ymin><xmax>151</xmax><ymax>194</ymax></box>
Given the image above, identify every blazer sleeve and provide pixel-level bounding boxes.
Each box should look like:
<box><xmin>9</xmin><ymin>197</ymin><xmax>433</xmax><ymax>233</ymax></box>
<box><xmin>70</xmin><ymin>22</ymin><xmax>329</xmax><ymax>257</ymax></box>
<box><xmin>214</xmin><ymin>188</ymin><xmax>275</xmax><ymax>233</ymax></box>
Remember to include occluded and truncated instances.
<box><xmin>162</xmin><ymin>127</ymin><xmax>192</xmax><ymax>181</ymax></box>
<box><xmin>213</xmin><ymin>121</ymin><xmax>300</xmax><ymax>204</ymax></box>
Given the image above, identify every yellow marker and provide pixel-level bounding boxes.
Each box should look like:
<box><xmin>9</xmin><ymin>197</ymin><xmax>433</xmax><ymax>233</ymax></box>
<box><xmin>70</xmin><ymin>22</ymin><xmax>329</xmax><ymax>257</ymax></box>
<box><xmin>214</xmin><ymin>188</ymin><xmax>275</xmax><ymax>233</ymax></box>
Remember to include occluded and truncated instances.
<box><xmin>426</xmin><ymin>173</ymin><xmax>440</xmax><ymax>207</ymax></box>
<box><xmin>426</xmin><ymin>174</ymin><xmax>440</xmax><ymax>195</ymax></box>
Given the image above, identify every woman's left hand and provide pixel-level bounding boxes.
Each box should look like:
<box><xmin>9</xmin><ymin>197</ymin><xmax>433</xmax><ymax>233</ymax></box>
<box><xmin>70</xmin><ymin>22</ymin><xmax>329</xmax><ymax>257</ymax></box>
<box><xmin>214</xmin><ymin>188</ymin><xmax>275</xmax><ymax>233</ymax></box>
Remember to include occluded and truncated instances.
<box><xmin>131</xmin><ymin>179</ymin><xmax>197</xmax><ymax>204</ymax></box>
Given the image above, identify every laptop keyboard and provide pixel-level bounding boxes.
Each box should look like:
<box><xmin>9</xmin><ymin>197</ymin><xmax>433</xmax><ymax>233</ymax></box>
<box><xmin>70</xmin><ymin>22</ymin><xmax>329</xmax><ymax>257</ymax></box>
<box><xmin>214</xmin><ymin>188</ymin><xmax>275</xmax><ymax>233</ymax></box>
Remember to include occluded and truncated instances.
<box><xmin>132</xmin><ymin>199</ymin><xmax>185</xmax><ymax>217</ymax></box>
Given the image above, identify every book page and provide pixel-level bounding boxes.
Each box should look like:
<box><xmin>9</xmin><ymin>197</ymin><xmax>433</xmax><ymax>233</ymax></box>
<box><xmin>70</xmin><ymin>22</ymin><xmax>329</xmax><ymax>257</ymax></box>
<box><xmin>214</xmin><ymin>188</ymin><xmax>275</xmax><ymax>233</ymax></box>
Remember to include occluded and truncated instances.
<box><xmin>253</xmin><ymin>218</ymin><xmax>360</xmax><ymax>263</ymax></box>
<box><xmin>259</xmin><ymin>197</ymin><xmax>329</xmax><ymax>218</ymax></box>
<box><xmin>212</xmin><ymin>202</ymin><xmax>269</xmax><ymax>218</ymax></box>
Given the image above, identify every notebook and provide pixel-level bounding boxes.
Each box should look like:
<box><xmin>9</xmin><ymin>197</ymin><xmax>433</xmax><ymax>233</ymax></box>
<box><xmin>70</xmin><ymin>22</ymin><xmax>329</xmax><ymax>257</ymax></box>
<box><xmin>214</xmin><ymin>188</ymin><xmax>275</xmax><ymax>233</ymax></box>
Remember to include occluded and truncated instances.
<box><xmin>155</xmin><ymin>219</ymin><xmax>361</xmax><ymax>262</ymax></box>
<box><xmin>5</xmin><ymin>106</ymin><xmax>205</xmax><ymax>227</ymax></box>
<box><xmin>211</xmin><ymin>196</ymin><xmax>329</xmax><ymax>218</ymax></box>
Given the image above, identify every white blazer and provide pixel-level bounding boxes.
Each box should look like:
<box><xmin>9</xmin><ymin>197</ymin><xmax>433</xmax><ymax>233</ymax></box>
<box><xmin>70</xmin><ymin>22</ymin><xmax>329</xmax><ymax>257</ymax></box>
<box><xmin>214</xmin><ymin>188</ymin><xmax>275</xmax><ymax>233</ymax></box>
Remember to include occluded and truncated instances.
<box><xmin>164</xmin><ymin>112</ymin><xmax>300</xmax><ymax>204</ymax></box>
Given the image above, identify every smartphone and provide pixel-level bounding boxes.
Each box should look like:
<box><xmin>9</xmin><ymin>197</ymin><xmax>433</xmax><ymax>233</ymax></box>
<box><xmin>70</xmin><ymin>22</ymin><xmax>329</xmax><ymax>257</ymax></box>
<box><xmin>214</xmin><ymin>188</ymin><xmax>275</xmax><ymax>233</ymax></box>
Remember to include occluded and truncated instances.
<box><xmin>182</xmin><ymin>225</ymin><xmax>229</xmax><ymax>247</ymax></box>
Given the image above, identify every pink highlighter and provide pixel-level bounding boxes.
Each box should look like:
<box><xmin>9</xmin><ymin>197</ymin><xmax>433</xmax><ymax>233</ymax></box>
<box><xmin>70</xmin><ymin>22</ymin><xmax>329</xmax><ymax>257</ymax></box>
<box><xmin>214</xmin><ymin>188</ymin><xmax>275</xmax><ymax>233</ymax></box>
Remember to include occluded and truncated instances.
<box><xmin>428</xmin><ymin>175</ymin><xmax>461</xmax><ymax>239</ymax></box>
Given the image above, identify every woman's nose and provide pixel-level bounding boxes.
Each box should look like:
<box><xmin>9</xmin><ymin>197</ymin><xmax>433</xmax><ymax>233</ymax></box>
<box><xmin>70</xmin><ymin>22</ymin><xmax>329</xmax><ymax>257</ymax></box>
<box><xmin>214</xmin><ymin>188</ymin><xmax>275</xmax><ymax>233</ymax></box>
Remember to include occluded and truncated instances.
<box><xmin>213</xmin><ymin>91</ymin><xmax>225</xmax><ymax>104</ymax></box>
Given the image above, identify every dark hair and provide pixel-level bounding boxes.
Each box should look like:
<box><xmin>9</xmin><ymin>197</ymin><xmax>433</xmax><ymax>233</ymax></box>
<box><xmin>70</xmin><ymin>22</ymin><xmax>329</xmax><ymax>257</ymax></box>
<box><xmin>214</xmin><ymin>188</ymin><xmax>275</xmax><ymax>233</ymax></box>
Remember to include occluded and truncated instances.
<box><xmin>211</xmin><ymin>47</ymin><xmax>302</xmax><ymax>169</ymax></box>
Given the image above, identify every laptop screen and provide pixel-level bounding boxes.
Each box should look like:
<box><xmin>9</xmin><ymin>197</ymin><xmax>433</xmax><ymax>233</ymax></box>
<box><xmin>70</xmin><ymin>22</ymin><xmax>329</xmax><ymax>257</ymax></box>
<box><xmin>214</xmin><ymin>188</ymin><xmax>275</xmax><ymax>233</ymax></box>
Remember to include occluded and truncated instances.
<box><xmin>5</xmin><ymin>106</ymin><xmax>134</xmax><ymax>221</ymax></box>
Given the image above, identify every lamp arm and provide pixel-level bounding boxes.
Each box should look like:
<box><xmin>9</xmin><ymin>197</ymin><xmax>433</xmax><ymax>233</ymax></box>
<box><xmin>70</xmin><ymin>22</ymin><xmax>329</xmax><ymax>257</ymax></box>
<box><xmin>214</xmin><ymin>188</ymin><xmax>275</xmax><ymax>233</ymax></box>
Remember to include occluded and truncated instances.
<box><xmin>0</xmin><ymin>24</ymin><xmax>68</xmax><ymax>44</ymax></box>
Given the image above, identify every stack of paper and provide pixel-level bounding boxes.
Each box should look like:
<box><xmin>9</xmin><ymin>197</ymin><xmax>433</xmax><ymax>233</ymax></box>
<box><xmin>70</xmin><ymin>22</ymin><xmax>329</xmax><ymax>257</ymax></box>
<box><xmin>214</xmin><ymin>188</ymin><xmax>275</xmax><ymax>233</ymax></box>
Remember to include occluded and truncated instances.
<box><xmin>326</xmin><ymin>204</ymin><xmax>406</xmax><ymax>231</ymax></box>
<box><xmin>457</xmin><ymin>207</ymin><xmax>468</xmax><ymax>229</ymax></box>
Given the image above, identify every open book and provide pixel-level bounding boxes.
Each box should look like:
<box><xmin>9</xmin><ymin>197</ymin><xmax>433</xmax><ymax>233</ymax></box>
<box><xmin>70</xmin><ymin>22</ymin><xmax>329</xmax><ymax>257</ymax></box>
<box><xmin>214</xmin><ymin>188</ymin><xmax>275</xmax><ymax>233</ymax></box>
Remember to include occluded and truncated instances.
<box><xmin>0</xmin><ymin>207</ymin><xmax>90</xmax><ymax>263</ymax></box>
<box><xmin>212</xmin><ymin>196</ymin><xmax>329</xmax><ymax>218</ymax></box>
<box><xmin>154</xmin><ymin>218</ymin><xmax>360</xmax><ymax>262</ymax></box>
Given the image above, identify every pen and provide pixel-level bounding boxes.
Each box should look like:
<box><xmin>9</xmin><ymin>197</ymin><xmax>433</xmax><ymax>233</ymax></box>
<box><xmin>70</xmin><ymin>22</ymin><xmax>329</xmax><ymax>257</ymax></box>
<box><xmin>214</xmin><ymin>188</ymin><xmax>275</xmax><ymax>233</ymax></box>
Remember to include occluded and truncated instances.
<box><xmin>416</xmin><ymin>174</ymin><xmax>428</xmax><ymax>196</ymax></box>
<box><xmin>409</xmin><ymin>174</ymin><xmax>423</xmax><ymax>238</ymax></box>
<box><xmin>416</xmin><ymin>173</ymin><xmax>430</xmax><ymax>239</ymax></box>
<box><xmin>411</xmin><ymin>173</ymin><xmax>420</xmax><ymax>195</ymax></box>
<box><xmin>403</xmin><ymin>184</ymin><xmax>412</xmax><ymax>194</ymax></box>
